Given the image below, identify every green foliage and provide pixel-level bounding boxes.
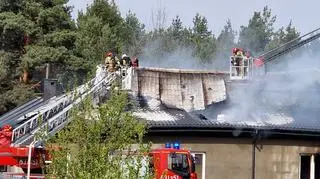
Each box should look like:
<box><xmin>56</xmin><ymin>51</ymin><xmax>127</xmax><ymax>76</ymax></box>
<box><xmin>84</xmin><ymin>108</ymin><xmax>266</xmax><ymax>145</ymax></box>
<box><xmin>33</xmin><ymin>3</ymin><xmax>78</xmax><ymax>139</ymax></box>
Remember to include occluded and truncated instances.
<box><xmin>145</xmin><ymin>13</ymin><xmax>216</xmax><ymax>63</ymax></box>
<box><xmin>0</xmin><ymin>0</ymin><xmax>23</xmax><ymax>13</ymax></box>
<box><xmin>217</xmin><ymin>19</ymin><xmax>236</xmax><ymax>51</ymax></box>
<box><xmin>0</xmin><ymin>0</ymin><xmax>301</xmax><ymax>116</ymax></box>
<box><xmin>47</xmin><ymin>90</ymin><xmax>151</xmax><ymax>178</ymax></box>
<box><xmin>0</xmin><ymin>12</ymin><xmax>36</xmax><ymax>51</ymax></box>
<box><xmin>74</xmin><ymin>0</ymin><xmax>147</xmax><ymax>71</ymax></box>
<box><xmin>0</xmin><ymin>0</ymin><xmax>85</xmax><ymax>113</ymax></box>
<box><xmin>23</xmin><ymin>45</ymin><xmax>68</xmax><ymax>66</ymax></box>
<box><xmin>37</xmin><ymin>5</ymin><xmax>75</xmax><ymax>34</ymax></box>
<box><xmin>239</xmin><ymin>6</ymin><xmax>276</xmax><ymax>54</ymax></box>
<box><xmin>170</xmin><ymin>15</ymin><xmax>184</xmax><ymax>41</ymax></box>
<box><xmin>83</xmin><ymin>0</ymin><xmax>124</xmax><ymax>53</ymax></box>
<box><xmin>191</xmin><ymin>13</ymin><xmax>215</xmax><ymax>61</ymax></box>
<box><xmin>0</xmin><ymin>84</ymin><xmax>36</xmax><ymax>115</ymax></box>
<box><xmin>75</xmin><ymin>15</ymin><xmax>108</xmax><ymax>68</ymax></box>
<box><xmin>265</xmin><ymin>21</ymin><xmax>300</xmax><ymax>50</ymax></box>
<box><xmin>122</xmin><ymin>11</ymin><xmax>146</xmax><ymax>55</ymax></box>
<box><xmin>216</xmin><ymin>19</ymin><xmax>236</xmax><ymax>67</ymax></box>
<box><xmin>192</xmin><ymin>13</ymin><xmax>211</xmax><ymax>39</ymax></box>
<box><xmin>42</xmin><ymin>30</ymin><xmax>77</xmax><ymax>49</ymax></box>
<box><xmin>0</xmin><ymin>51</ymin><xmax>20</xmax><ymax>84</ymax></box>
<box><xmin>87</xmin><ymin>0</ymin><xmax>122</xmax><ymax>28</ymax></box>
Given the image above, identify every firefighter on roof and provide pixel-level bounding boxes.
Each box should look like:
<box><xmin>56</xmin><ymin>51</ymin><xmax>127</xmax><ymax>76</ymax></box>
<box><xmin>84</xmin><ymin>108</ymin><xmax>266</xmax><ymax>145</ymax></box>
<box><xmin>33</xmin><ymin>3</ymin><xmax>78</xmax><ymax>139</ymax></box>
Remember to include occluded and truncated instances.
<box><xmin>105</xmin><ymin>51</ymin><xmax>117</xmax><ymax>72</ymax></box>
<box><xmin>131</xmin><ymin>56</ymin><xmax>139</xmax><ymax>68</ymax></box>
<box><xmin>121</xmin><ymin>54</ymin><xmax>132</xmax><ymax>68</ymax></box>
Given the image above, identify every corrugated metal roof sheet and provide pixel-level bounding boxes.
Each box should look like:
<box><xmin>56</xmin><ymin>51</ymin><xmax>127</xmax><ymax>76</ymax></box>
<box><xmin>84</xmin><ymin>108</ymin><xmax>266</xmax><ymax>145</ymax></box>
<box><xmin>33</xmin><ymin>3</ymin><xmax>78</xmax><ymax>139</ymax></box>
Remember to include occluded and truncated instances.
<box><xmin>133</xmin><ymin>107</ymin><xmax>320</xmax><ymax>132</ymax></box>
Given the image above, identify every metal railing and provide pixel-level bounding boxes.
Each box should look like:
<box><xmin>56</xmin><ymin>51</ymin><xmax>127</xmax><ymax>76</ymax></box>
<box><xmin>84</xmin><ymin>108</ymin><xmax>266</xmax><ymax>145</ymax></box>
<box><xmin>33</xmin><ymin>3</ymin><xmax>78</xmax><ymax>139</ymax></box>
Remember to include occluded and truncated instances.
<box><xmin>230</xmin><ymin>56</ymin><xmax>253</xmax><ymax>80</ymax></box>
<box><xmin>10</xmin><ymin>65</ymin><xmax>118</xmax><ymax>146</ymax></box>
<box><xmin>0</xmin><ymin>98</ymin><xmax>44</xmax><ymax>127</ymax></box>
<box><xmin>259</xmin><ymin>27</ymin><xmax>320</xmax><ymax>64</ymax></box>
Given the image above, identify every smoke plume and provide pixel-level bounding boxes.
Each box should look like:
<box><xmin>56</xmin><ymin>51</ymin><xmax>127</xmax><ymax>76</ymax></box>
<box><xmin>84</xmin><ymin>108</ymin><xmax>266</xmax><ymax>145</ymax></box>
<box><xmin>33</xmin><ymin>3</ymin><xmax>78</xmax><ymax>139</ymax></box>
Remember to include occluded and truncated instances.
<box><xmin>139</xmin><ymin>38</ymin><xmax>226</xmax><ymax>71</ymax></box>
<box><xmin>195</xmin><ymin>41</ymin><xmax>320</xmax><ymax>130</ymax></box>
<box><xmin>139</xmin><ymin>35</ymin><xmax>320</xmax><ymax>130</ymax></box>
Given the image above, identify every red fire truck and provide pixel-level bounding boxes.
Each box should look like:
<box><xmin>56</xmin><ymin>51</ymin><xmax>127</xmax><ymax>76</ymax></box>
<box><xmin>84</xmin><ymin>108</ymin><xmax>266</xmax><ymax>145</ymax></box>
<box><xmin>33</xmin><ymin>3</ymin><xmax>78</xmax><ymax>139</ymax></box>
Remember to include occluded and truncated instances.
<box><xmin>150</xmin><ymin>142</ymin><xmax>197</xmax><ymax>179</ymax></box>
<box><xmin>0</xmin><ymin>125</ymin><xmax>197</xmax><ymax>179</ymax></box>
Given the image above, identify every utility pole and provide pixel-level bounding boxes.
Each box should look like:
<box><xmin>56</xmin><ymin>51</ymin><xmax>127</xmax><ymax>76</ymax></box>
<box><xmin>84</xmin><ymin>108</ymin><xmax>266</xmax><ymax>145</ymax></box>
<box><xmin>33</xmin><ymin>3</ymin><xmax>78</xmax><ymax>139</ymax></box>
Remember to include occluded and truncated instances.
<box><xmin>27</xmin><ymin>140</ymin><xmax>36</xmax><ymax>179</ymax></box>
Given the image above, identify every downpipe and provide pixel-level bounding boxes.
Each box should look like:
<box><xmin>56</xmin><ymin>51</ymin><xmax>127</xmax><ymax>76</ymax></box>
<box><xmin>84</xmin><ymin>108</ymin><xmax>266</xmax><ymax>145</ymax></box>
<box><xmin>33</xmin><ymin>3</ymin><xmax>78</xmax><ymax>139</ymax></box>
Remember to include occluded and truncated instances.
<box><xmin>252</xmin><ymin>129</ymin><xmax>262</xmax><ymax>179</ymax></box>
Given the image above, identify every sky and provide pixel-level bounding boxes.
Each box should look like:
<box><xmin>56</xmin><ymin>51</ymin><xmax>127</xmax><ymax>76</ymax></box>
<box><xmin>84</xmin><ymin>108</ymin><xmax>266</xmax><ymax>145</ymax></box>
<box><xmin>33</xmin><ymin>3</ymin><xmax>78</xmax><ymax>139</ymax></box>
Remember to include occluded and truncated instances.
<box><xmin>68</xmin><ymin>0</ymin><xmax>320</xmax><ymax>36</ymax></box>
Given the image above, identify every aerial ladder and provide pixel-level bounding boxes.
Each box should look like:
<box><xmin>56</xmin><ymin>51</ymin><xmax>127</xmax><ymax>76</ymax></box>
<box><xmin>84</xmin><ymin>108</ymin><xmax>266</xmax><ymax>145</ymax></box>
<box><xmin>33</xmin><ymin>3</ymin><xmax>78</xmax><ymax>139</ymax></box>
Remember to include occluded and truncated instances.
<box><xmin>0</xmin><ymin>65</ymin><xmax>199</xmax><ymax>179</ymax></box>
<box><xmin>229</xmin><ymin>27</ymin><xmax>320</xmax><ymax>80</ymax></box>
<box><xmin>0</xmin><ymin>65</ymin><xmax>118</xmax><ymax>176</ymax></box>
<box><xmin>9</xmin><ymin>65</ymin><xmax>117</xmax><ymax>146</ymax></box>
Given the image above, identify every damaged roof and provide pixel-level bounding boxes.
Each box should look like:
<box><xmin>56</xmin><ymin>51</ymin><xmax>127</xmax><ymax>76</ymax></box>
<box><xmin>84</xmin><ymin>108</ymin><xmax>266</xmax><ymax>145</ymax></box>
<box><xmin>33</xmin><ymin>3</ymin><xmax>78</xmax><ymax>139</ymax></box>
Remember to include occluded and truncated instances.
<box><xmin>132</xmin><ymin>68</ymin><xmax>320</xmax><ymax>136</ymax></box>
<box><xmin>133</xmin><ymin>102</ymin><xmax>320</xmax><ymax>134</ymax></box>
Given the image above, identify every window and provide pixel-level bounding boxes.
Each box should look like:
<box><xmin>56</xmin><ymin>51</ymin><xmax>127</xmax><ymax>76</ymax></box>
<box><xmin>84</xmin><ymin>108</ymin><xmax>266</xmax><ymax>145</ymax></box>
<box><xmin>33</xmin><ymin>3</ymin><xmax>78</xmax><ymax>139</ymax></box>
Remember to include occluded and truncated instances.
<box><xmin>168</xmin><ymin>153</ymin><xmax>189</xmax><ymax>173</ymax></box>
<box><xmin>300</xmin><ymin>154</ymin><xmax>320</xmax><ymax>179</ymax></box>
<box><xmin>0</xmin><ymin>165</ymin><xmax>7</xmax><ymax>172</ymax></box>
<box><xmin>191</xmin><ymin>152</ymin><xmax>206</xmax><ymax>179</ymax></box>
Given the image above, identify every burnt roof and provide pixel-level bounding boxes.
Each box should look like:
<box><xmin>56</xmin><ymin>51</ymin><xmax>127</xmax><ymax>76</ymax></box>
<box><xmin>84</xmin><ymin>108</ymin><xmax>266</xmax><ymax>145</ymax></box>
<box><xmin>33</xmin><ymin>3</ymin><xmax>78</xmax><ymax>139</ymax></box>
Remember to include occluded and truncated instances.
<box><xmin>135</xmin><ymin>108</ymin><xmax>320</xmax><ymax>132</ymax></box>
<box><xmin>134</xmin><ymin>99</ymin><xmax>320</xmax><ymax>139</ymax></box>
<box><xmin>134</xmin><ymin>68</ymin><xmax>320</xmax><ymax>138</ymax></box>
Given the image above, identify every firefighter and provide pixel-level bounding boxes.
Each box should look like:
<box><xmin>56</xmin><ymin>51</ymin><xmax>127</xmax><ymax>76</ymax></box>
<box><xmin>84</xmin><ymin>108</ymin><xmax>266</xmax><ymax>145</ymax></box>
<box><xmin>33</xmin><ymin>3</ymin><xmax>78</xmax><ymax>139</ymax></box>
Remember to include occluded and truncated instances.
<box><xmin>121</xmin><ymin>54</ymin><xmax>132</xmax><ymax>68</ymax></box>
<box><xmin>105</xmin><ymin>51</ymin><xmax>117</xmax><ymax>72</ymax></box>
<box><xmin>231</xmin><ymin>48</ymin><xmax>244</xmax><ymax>76</ymax></box>
<box><xmin>242</xmin><ymin>50</ymin><xmax>249</xmax><ymax>77</ymax></box>
<box><xmin>114</xmin><ymin>54</ymin><xmax>121</xmax><ymax>70</ymax></box>
<box><xmin>131</xmin><ymin>56</ymin><xmax>139</xmax><ymax>68</ymax></box>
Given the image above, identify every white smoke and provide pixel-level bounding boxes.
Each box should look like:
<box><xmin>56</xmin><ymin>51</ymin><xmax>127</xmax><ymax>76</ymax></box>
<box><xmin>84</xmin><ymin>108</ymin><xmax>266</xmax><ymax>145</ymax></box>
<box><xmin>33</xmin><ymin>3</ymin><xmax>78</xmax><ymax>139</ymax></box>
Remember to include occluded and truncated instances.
<box><xmin>139</xmin><ymin>34</ymin><xmax>320</xmax><ymax>129</ymax></box>
<box><xmin>196</xmin><ymin>41</ymin><xmax>320</xmax><ymax>129</ymax></box>
<box><xmin>139</xmin><ymin>38</ymin><xmax>223</xmax><ymax>71</ymax></box>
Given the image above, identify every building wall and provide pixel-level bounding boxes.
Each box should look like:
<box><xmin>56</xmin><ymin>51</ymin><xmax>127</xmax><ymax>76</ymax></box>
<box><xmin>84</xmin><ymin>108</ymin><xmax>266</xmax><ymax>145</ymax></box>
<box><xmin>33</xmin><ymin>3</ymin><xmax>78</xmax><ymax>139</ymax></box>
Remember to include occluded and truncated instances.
<box><xmin>127</xmin><ymin>68</ymin><xmax>228</xmax><ymax>111</ymax></box>
<box><xmin>148</xmin><ymin>136</ymin><xmax>320</xmax><ymax>179</ymax></box>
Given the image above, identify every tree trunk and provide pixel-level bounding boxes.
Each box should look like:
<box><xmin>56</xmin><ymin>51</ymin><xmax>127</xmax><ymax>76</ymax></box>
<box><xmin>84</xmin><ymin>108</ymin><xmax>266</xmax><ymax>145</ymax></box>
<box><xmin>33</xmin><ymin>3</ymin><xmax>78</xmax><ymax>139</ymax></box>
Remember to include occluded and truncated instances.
<box><xmin>22</xmin><ymin>69</ymin><xmax>29</xmax><ymax>84</ymax></box>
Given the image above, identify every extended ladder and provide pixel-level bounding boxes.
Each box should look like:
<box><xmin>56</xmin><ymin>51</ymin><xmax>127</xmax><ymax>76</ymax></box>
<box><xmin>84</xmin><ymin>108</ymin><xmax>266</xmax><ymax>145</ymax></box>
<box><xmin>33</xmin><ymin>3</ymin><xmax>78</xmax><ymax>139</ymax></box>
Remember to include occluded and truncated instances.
<box><xmin>260</xmin><ymin>27</ymin><xmax>320</xmax><ymax>64</ymax></box>
<box><xmin>10</xmin><ymin>65</ymin><xmax>118</xmax><ymax>146</ymax></box>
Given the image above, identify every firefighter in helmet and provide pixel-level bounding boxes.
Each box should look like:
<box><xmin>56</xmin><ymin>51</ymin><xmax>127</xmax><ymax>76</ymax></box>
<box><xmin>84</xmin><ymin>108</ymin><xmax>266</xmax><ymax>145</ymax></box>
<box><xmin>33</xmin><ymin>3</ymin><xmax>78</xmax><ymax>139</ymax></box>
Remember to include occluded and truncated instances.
<box><xmin>105</xmin><ymin>51</ymin><xmax>117</xmax><ymax>72</ymax></box>
<box><xmin>131</xmin><ymin>56</ymin><xmax>139</xmax><ymax>68</ymax></box>
<box><xmin>231</xmin><ymin>48</ymin><xmax>244</xmax><ymax>76</ymax></box>
<box><xmin>121</xmin><ymin>54</ymin><xmax>132</xmax><ymax>68</ymax></box>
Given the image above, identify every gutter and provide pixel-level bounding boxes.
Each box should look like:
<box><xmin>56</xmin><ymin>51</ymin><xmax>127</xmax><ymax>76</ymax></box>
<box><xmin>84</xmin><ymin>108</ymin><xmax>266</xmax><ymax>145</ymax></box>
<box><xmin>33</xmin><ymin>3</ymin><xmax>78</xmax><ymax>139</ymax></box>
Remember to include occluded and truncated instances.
<box><xmin>147</xmin><ymin>127</ymin><xmax>320</xmax><ymax>139</ymax></box>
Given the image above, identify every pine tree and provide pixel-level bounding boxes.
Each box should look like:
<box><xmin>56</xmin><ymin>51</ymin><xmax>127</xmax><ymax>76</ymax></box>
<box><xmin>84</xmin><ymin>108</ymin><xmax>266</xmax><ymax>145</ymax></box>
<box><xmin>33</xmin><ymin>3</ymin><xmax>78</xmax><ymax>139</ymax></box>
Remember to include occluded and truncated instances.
<box><xmin>191</xmin><ymin>13</ymin><xmax>215</xmax><ymax>62</ymax></box>
<box><xmin>0</xmin><ymin>0</ymin><xmax>83</xmax><ymax>114</ymax></box>
<box><xmin>239</xmin><ymin>6</ymin><xmax>276</xmax><ymax>55</ymax></box>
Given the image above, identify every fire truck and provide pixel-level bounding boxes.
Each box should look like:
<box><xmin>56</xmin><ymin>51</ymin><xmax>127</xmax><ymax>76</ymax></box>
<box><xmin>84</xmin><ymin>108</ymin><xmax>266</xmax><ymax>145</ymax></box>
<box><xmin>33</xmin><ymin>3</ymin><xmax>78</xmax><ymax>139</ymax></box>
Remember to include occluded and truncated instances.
<box><xmin>0</xmin><ymin>125</ymin><xmax>197</xmax><ymax>179</ymax></box>
<box><xmin>150</xmin><ymin>142</ymin><xmax>197</xmax><ymax>179</ymax></box>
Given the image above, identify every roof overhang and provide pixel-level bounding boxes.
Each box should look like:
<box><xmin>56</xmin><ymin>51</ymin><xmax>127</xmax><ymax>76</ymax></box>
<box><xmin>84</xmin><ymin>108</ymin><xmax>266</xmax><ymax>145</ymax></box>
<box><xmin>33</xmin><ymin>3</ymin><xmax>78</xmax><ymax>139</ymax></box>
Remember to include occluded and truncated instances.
<box><xmin>146</xmin><ymin>125</ymin><xmax>320</xmax><ymax>141</ymax></box>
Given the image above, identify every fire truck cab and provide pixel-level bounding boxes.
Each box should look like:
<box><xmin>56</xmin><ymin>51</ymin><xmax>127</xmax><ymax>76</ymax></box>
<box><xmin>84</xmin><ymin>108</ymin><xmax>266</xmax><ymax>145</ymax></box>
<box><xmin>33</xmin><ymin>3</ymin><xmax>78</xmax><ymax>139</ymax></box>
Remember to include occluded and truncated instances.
<box><xmin>149</xmin><ymin>142</ymin><xmax>197</xmax><ymax>179</ymax></box>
